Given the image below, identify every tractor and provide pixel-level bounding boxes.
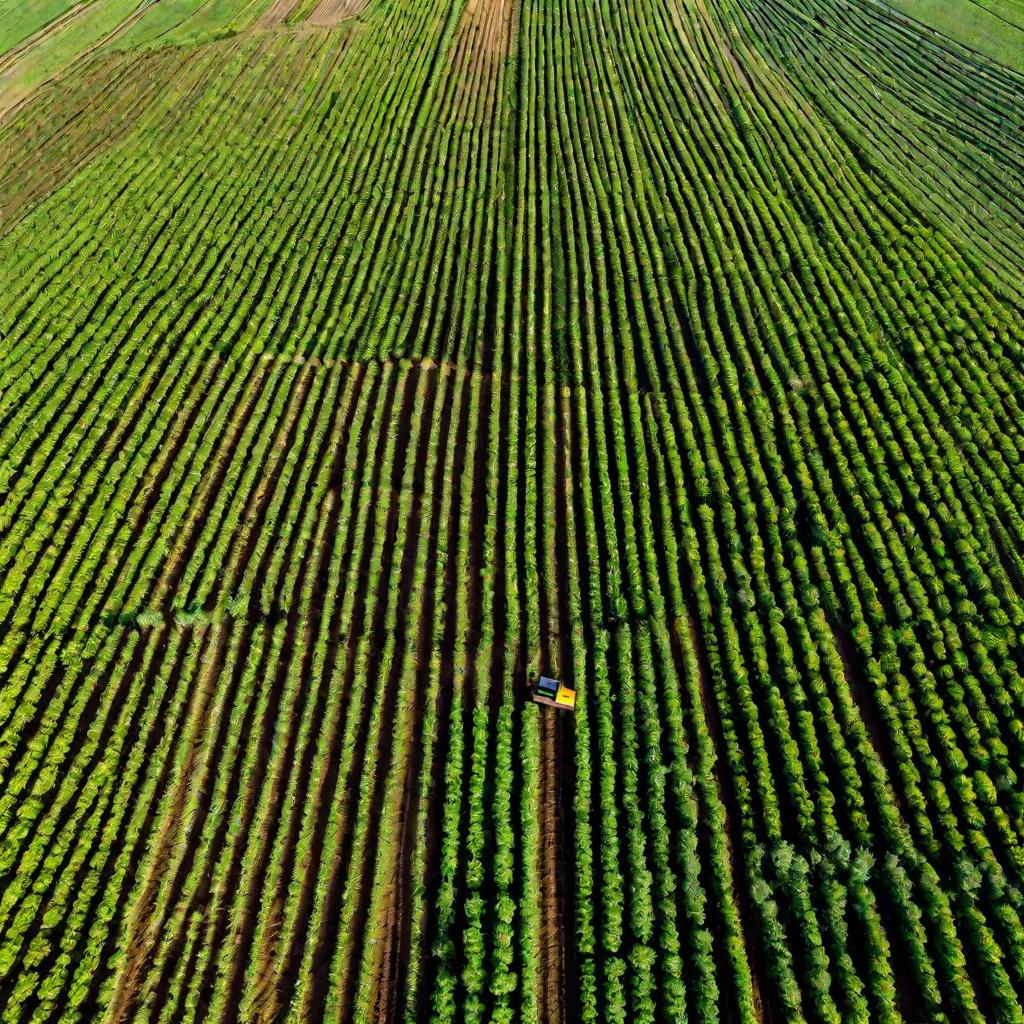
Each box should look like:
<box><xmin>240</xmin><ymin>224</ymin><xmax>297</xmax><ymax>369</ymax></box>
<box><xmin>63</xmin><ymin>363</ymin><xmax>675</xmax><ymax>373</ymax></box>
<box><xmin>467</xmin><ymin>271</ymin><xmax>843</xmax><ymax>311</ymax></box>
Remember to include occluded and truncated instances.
<box><xmin>530</xmin><ymin>675</ymin><xmax>576</xmax><ymax>711</ymax></box>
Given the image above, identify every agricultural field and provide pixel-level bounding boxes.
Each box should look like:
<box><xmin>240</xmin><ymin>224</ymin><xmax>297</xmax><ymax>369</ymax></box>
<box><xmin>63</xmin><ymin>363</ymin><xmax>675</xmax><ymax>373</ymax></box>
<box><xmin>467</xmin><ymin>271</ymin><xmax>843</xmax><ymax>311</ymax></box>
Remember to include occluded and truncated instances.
<box><xmin>0</xmin><ymin>0</ymin><xmax>1023</xmax><ymax>1020</ymax></box>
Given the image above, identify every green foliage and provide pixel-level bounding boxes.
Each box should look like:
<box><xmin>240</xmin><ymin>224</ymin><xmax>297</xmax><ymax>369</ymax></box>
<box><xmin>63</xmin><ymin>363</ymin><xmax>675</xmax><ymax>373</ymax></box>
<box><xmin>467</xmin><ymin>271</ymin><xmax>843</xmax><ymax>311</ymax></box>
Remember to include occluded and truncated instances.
<box><xmin>0</xmin><ymin>0</ymin><xmax>1022</xmax><ymax>1018</ymax></box>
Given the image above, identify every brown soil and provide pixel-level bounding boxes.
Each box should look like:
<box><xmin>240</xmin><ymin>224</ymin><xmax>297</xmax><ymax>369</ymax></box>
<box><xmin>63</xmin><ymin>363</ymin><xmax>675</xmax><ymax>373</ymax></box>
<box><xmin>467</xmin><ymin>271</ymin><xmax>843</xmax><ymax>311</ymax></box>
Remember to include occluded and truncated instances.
<box><xmin>450</xmin><ymin>0</ymin><xmax>515</xmax><ymax>70</ymax></box>
<box><xmin>537</xmin><ymin>711</ymin><xmax>569</xmax><ymax>1024</ymax></box>
<box><xmin>305</xmin><ymin>0</ymin><xmax>369</xmax><ymax>27</ymax></box>
<box><xmin>448</xmin><ymin>0</ymin><xmax>516</xmax><ymax>116</ymax></box>
<box><xmin>535</xmin><ymin>388</ymin><xmax>576</xmax><ymax>1024</ymax></box>
<box><xmin>255</xmin><ymin>0</ymin><xmax>307</xmax><ymax>27</ymax></box>
<box><xmin>106</xmin><ymin>625</ymin><xmax>231</xmax><ymax>1024</ymax></box>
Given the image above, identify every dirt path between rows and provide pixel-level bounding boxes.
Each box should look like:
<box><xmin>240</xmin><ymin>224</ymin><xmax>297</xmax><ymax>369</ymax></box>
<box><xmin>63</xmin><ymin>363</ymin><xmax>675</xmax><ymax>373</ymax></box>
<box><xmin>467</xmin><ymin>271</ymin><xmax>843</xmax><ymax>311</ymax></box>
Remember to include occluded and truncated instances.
<box><xmin>537</xmin><ymin>710</ymin><xmax>571</xmax><ymax>1024</ymax></box>
<box><xmin>305</xmin><ymin>0</ymin><xmax>369</xmax><ymax>26</ymax></box>
<box><xmin>256</xmin><ymin>0</ymin><xmax>306</xmax><ymax>27</ymax></box>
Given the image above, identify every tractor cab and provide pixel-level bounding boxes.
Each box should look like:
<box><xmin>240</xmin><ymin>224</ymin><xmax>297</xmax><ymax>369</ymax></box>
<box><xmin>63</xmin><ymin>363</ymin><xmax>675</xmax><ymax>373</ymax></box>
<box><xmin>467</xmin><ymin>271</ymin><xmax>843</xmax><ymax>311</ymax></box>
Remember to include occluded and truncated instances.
<box><xmin>530</xmin><ymin>675</ymin><xmax>576</xmax><ymax>711</ymax></box>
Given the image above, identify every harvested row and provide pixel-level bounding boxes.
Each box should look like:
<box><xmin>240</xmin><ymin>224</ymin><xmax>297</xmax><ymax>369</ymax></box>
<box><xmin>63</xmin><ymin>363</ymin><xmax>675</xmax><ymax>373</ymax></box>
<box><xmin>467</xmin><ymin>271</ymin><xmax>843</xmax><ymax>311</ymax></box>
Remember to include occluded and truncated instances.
<box><xmin>305</xmin><ymin>0</ymin><xmax>370</xmax><ymax>27</ymax></box>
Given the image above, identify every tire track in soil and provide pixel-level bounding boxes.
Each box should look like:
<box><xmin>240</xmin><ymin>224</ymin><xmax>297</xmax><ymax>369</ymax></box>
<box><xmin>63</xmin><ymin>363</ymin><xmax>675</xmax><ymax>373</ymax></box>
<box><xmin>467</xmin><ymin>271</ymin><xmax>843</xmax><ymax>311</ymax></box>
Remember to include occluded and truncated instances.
<box><xmin>106</xmin><ymin>366</ymin><xmax>326</xmax><ymax>1022</ymax></box>
<box><xmin>537</xmin><ymin>712</ymin><xmax>570</xmax><ymax>1024</ymax></box>
<box><xmin>370</xmin><ymin>364</ymin><xmax>459</xmax><ymax>1024</ymax></box>
<box><xmin>143</xmin><ymin>367</ymin><xmax>358</xmax><ymax>1022</ymax></box>
<box><xmin>330</xmin><ymin>366</ymin><xmax>453</xmax><ymax>1024</ymax></box>
<box><xmin>297</xmin><ymin>366</ymin><xmax>413</xmax><ymax>1024</ymax></box>
<box><xmin>537</xmin><ymin>380</ymin><xmax>574</xmax><ymax>1024</ymax></box>
<box><xmin>105</xmin><ymin>621</ymin><xmax>233</xmax><ymax>1024</ymax></box>
<box><xmin>365</xmin><ymin>646</ymin><xmax>421</xmax><ymax>1023</ymax></box>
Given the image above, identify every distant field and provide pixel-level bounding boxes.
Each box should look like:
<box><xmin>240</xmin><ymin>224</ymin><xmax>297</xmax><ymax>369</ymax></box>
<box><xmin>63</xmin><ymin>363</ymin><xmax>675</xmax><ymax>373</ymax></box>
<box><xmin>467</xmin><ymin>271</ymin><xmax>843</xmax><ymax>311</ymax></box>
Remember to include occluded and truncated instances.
<box><xmin>884</xmin><ymin>0</ymin><xmax>1024</xmax><ymax>71</ymax></box>
<box><xmin>0</xmin><ymin>0</ymin><xmax>141</xmax><ymax>114</ymax></box>
<box><xmin>102</xmin><ymin>0</ymin><xmax>277</xmax><ymax>51</ymax></box>
<box><xmin>1</xmin><ymin>0</ymin><xmax>1023</xmax><ymax>1022</ymax></box>
<box><xmin>0</xmin><ymin>0</ymin><xmax>86</xmax><ymax>56</ymax></box>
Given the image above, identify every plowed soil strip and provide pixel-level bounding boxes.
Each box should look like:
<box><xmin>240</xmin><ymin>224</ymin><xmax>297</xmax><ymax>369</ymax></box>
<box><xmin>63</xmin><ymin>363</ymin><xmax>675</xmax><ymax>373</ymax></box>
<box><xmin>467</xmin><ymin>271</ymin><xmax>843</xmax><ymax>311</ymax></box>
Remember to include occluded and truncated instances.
<box><xmin>537</xmin><ymin>711</ymin><xmax>568</xmax><ymax>1024</ymax></box>
<box><xmin>450</xmin><ymin>0</ymin><xmax>515</xmax><ymax>79</ymax></box>
<box><xmin>305</xmin><ymin>0</ymin><xmax>368</xmax><ymax>27</ymax></box>
<box><xmin>371</xmin><ymin>367</ymin><xmax>458</xmax><ymax>1024</ymax></box>
<box><xmin>257</xmin><ymin>0</ymin><xmax>306</xmax><ymax>27</ymax></box>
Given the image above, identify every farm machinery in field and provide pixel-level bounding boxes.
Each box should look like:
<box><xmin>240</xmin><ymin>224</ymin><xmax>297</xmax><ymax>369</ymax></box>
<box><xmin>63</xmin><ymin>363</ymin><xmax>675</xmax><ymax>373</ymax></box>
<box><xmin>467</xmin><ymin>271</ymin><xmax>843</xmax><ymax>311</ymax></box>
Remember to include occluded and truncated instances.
<box><xmin>529</xmin><ymin>675</ymin><xmax>576</xmax><ymax>711</ymax></box>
